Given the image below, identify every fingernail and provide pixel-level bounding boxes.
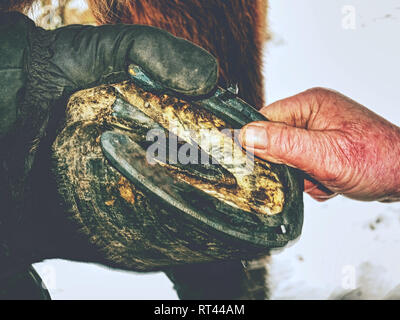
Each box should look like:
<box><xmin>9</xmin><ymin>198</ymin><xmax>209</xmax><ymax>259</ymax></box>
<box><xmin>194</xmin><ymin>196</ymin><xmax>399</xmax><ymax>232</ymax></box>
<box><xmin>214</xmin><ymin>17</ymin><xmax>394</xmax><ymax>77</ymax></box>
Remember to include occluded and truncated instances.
<box><xmin>241</xmin><ymin>124</ymin><xmax>267</xmax><ymax>150</ymax></box>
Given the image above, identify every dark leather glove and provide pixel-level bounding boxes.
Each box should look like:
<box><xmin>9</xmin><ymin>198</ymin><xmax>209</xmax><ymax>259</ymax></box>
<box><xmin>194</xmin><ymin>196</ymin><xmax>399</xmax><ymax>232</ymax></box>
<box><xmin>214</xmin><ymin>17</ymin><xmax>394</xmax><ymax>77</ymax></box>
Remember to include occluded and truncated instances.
<box><xmin>34</xmin><ymin>21</ymin><xmax>218</xmax><ymax>97</ymax></box>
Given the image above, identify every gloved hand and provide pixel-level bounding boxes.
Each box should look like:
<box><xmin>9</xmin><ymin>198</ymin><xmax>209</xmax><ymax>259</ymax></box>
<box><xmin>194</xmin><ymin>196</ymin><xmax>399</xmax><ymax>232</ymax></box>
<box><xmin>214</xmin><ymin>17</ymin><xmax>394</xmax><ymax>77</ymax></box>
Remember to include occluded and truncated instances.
<box><xmin>0</xmin><ymin>11</ymin><xmax>218</xmax><ymax>146</ymax></box>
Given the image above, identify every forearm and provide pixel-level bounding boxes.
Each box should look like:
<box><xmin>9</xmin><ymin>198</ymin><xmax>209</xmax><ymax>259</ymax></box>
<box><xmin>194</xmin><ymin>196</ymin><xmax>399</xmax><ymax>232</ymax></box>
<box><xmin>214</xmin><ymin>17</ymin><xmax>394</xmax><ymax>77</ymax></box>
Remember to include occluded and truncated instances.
<box><xmin>370</xmin><ymin>123</ymin><xmax>400</xmax><ymax>202</ymax></box>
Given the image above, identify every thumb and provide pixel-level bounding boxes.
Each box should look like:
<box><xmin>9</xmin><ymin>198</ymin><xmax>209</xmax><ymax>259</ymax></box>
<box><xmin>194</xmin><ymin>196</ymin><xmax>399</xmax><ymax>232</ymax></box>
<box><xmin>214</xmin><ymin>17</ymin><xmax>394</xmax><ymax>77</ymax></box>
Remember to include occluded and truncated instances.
<box><xmin>239</xmin><ymin>121</ymin><xmax>327</xmax><ymax>175</ymax></box>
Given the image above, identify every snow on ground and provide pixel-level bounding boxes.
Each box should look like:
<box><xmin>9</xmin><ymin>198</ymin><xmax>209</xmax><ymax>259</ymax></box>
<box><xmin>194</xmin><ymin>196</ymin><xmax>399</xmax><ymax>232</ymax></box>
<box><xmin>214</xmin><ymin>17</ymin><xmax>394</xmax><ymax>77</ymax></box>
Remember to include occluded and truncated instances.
<box><xmin>269</xmin><ymin>196</ymin><xmax>400</xmax><ymax>299</ymax></box>
<box><xmin>34</xmin><ymin>0</ymin><xmax>400</xmax><ymax>299</ymax></box>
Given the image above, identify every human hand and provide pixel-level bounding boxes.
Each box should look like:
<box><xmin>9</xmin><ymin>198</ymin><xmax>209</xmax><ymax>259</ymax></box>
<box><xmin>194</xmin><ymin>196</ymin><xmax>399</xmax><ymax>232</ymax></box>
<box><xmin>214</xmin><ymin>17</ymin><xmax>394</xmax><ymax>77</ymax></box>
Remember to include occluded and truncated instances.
<box><xmin>239</xmin><ymin>88</ymin><xmax>400</xmax><ymax>202</ymax></box>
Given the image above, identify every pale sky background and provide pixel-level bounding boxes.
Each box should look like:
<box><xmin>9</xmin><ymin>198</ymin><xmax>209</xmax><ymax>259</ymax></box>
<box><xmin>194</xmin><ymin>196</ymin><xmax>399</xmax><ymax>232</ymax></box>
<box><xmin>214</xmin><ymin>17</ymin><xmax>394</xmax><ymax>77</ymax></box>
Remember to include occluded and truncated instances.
<box><xmin>34</xmin><ymin>0</ymin><xmax>400</xmax><ymax>299</ymax></box>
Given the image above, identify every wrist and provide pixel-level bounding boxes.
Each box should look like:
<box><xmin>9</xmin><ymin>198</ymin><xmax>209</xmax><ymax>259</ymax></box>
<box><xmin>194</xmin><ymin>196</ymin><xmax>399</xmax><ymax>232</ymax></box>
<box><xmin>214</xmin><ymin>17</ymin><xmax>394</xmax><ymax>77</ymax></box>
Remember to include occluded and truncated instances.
<box><xmin>378</xmin><ymin>124</ymin><xmax>400</xmax><ymax>202</ymax></box>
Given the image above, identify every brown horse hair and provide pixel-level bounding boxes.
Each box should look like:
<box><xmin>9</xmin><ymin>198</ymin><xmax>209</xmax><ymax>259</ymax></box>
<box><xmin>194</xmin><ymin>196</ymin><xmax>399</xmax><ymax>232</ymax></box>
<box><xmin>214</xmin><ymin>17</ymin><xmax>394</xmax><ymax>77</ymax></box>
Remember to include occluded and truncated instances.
<box><xmin>88</xmin><ymin>0</ymin><xmax>268</xmax><ymax>109</ymax></box>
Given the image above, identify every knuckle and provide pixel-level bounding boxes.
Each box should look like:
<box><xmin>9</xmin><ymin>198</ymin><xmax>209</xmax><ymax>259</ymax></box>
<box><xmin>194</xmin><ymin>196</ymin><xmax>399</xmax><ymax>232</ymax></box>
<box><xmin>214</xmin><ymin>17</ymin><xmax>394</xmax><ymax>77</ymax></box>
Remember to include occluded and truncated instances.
<box><xmin>305</xmin><ymin>87</ymin><xmax>331</xmax><ymax>96</ymax></box>
<box><xmin>275</xmin><ymin>125</ymin><xmax>299</xmax><ymax>156</ymax></box>
<box><xmin>324</xmin><ymin>134</ymin><xmax>359</xmax><ymax>185</ymax></box>
<box><xmin>303</xmin><ymin>87</ymin><xmax>334</xmax><ymax>105</ymax></box>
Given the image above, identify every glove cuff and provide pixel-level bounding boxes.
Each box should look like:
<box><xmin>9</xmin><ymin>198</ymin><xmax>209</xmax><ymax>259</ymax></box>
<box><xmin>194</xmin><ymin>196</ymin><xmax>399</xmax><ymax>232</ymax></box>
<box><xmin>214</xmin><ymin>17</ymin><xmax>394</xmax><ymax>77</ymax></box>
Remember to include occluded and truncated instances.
<box><xmin>0</xmin><ymin>21</ymin><xmax>64</xmax><ymax>272</ymax></box>
<box><xmin>21</xmin><ymin>26</ymin><xmax>63</xmax><ymax>159</ymax></box>
<box><xmin>5</xmin><ymin>25</ymin><xmax>60</xmax><ymax>220</ymax></box>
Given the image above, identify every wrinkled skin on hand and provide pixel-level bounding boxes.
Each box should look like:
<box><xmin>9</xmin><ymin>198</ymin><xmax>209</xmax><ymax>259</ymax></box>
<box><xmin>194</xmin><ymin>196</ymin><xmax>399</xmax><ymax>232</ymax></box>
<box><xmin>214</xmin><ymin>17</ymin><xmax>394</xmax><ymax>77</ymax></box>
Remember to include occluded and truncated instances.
<box><xmin>239</xmin><ymin>88</ymin><xmax>400</xmax><ymax>202</ymax></box>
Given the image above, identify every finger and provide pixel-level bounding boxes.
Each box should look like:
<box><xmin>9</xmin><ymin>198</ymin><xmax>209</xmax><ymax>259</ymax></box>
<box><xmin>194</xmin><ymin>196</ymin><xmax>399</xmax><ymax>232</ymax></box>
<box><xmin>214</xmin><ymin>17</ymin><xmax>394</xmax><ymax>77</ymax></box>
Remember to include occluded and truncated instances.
<box><xmin>238</xmin><ymin>121</ymin><xmax>327</xmax><ymax>174</ymax></box>
<box><xmin>304</xmin><ymin>179</ymin><xmax>319</xmax><ymax>193</ymax></box>
<box><xmin>53</xmin><ymin>24</ymin><xmax>218</xmax><ymax>96</ymax></box>
<box><xmin>128</xmin><ymin>25</ymin><xmax>218</xmax><ymax>96</ymax></box>
<box><xmin>307</xmin><ymin>188</ymin><xmax>338</xmax><ymax>202</ymax></box>
<box><xmin>259</xmin><ymin>88</ymin><xmax>328</xmax><ymax>128</ymax></box>
<box><xmin>304</xmin><ymin>178</ymin><xmax>337</xmax><ymax>201</ymax></box>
